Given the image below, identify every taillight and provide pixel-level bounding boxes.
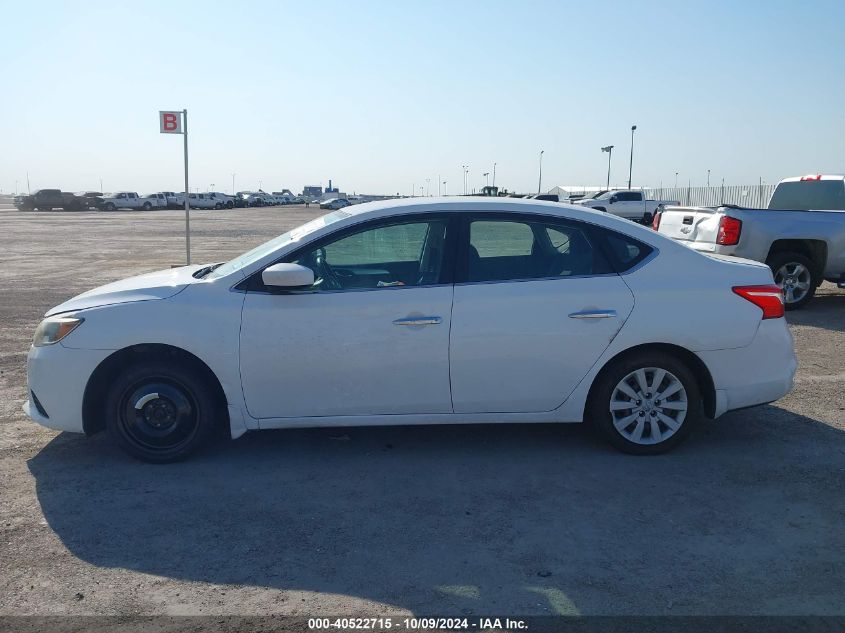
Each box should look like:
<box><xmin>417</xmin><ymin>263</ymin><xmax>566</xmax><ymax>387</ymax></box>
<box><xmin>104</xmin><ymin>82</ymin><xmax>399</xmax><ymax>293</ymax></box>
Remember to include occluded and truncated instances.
<box><xmin>651</xmin><ymin>210</ymin><xmax>661</xmax><ymax>231</ymax></box>
<box><xmin>732</xmin><ymin>285</ymin><xmax>784</xmax><ymax>319</ymax></box>
<box><xmin>717</xmin><ymin>216</ymin><xmax>742</xmax><ymax>245</ymax></box>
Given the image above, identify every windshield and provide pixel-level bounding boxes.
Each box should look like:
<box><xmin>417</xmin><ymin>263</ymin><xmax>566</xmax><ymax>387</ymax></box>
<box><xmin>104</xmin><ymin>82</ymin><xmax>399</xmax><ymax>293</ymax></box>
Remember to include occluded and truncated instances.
<box><xmin>206</xmin><ymin>209</ymin><xmax>353</xmax><ymax>279</ymax></box>
<box><xmin>593</xmin><ymin>191</ymin><xmax>614</xmax><ymax>200</ymax></box>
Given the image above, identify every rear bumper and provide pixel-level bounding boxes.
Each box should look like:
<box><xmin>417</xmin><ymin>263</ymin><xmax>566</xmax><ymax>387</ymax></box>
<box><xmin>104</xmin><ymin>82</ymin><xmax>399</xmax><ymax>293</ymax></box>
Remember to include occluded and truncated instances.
<box><xmin>697</xmin><ymin>318</ymin><xmax>796</xmax><ymax>417</ymax></box>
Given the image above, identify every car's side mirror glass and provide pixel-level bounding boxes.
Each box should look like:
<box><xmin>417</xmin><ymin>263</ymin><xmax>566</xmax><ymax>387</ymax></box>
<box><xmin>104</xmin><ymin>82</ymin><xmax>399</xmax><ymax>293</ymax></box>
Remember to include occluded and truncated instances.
<box><xmin>610</xmin><ymin>196</ymin><xmax>618</xmax><ymax>203</ymax></box>
<box><xmin>262</xmin><ymin>263</ymin><xmax>315</xmax><ymax>289</ymax></box>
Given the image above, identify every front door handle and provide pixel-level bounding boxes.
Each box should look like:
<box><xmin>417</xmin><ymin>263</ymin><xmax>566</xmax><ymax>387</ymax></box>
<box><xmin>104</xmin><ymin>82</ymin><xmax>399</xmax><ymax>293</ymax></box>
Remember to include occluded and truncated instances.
<box><xmin>393</xmin><ymin>316</ymin><xmax>442</xmax><ymax>326</ymax></box>
<box><xmin>568</xmin><ymin>310</ymin><xmax>617</xmax><ymax>319</ymax></box>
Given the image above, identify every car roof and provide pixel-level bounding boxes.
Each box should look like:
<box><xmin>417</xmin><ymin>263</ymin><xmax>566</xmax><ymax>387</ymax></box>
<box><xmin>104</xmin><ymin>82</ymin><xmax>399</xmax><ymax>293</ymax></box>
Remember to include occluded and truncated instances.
<box><xmin>779</xmin><ymin>174</ymin><xmax>845</xmax><ymax>183</ymax></box>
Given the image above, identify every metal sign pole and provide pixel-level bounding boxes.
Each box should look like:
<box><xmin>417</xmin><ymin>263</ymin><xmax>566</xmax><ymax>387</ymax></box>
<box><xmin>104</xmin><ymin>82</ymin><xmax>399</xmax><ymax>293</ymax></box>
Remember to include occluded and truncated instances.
<box><xmin>183</xmin><ymin>109</ymin><xmax>191</xmax><ymax>265</ymax></box>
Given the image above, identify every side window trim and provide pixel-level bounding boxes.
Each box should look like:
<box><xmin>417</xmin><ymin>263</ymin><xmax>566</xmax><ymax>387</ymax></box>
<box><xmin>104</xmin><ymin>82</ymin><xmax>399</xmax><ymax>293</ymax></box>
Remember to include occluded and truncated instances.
<box><xmin>235</xmin><ymin>213</ymin><xmax>460</xmax><ymax>293</ymax></box>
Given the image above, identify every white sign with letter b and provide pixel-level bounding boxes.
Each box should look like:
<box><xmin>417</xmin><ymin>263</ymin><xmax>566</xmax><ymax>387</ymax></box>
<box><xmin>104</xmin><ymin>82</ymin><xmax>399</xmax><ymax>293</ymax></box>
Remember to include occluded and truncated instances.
<box><xmin>159</xmin><ymin>111</ymin><xmax>183</xmax><ymax>134</ymax></box>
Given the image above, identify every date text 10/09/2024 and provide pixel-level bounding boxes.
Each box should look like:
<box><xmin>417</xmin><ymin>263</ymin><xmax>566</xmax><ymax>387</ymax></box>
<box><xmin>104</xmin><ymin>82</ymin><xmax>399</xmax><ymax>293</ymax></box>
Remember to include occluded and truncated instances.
<box><xmin>308</xmin><ymin>617</ymin><xmax>528</xmax><ymax>630</ymax></box>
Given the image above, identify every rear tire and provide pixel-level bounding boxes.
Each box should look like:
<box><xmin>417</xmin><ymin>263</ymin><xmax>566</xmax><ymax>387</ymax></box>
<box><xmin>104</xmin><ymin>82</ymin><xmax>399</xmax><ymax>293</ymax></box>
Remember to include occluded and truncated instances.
<box><xmin>105</xmin><ymin>360</ymin><xmax>218</xmax><ymax>462</ymax></box>
<box><xmin>104</xmin><ymin>202</ymin><xmax>116</xmax><ymax>211</ymax></box>
<box><xmin>766</xmin><ymin>251</ymin><xmax>816</xmax><ymax>310</ymax></box>
<box><xmin>588</xmin><ymin>351</ymin><xmax>702</xmax><ymax>455</ymax></box>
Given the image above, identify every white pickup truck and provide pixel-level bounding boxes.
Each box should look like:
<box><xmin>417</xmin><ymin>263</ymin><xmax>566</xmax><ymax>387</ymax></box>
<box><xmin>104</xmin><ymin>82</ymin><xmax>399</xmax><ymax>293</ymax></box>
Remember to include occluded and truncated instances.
<box><xmin>574</xmin><ymin>189</ymin><xmax>679</xmax><ymax>223</ymax></box>
<box><xmin>654</xmin><ymin>174</ymin><xmax>845</xmax><ymax>309</ymax></box>
<box><xmin>100</xmin><ymin>192</ymin><xmax>151</xmax><ymax>211</ymax></box>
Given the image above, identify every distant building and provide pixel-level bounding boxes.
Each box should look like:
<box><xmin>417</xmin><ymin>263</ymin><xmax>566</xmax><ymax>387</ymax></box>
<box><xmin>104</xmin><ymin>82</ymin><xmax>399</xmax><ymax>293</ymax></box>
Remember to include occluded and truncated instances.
<box><xmin>303</xmin><ymin>186</ymin><xmax>322</xmax><ymax>198</ymax></box>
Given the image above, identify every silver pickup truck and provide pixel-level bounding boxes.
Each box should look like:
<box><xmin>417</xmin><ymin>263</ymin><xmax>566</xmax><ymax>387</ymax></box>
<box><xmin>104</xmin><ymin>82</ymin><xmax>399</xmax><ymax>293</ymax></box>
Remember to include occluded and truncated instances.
<box><xmin>654</xmin><ymin>174</ymin><xmax>845</xmax><ymax>309</ymax></box>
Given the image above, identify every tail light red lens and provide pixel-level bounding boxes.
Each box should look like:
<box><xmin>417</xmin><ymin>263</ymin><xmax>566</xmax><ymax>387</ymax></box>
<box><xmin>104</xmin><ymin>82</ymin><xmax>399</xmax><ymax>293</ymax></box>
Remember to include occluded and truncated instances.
<box><xmin>651</xmin><ymin>210</ymin><xmax>661</xmax><ymax>231</ymax></box>
<box><xmin>732</xmin><ymin>285</ymin><xmax>784</xmax><ymax>319</ymax></box>
<box><xmin>717</xmin><ymin>216</ymin><xmax>742</xmax><ymax>245</ymax></box>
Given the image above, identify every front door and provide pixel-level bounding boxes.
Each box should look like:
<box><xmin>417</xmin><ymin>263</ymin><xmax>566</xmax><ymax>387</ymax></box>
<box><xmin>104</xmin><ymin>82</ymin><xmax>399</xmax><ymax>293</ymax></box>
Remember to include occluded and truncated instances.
<box><xmin>239</xmin><ymin>216</ymin><xmax>455</xmax><ymax>419</ymax></box>
<box><xmin>449</xmin><ymin>214</ymin><xmax>635</xmax><ymax>413</ymax></box>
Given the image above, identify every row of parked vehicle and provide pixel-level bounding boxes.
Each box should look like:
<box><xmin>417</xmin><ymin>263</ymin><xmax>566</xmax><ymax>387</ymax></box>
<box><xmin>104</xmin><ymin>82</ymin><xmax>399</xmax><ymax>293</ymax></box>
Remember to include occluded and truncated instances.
<box><xmin>12</xmin><ymin>189</ymin><xmax>305</xmax><ymax>212</ymax></box>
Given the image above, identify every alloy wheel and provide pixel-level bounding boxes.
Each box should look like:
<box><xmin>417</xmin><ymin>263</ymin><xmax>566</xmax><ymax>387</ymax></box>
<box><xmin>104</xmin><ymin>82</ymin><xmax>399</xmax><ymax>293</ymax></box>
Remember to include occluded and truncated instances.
<box><xmin>609</xmin><ymin>367</ymin><xmax>688</xmax><ymax>445</ymax></box>
<box><xmin>774</xmin><ymin>262</ymin><xmax>812</xmax><ymax>305</ymax></box>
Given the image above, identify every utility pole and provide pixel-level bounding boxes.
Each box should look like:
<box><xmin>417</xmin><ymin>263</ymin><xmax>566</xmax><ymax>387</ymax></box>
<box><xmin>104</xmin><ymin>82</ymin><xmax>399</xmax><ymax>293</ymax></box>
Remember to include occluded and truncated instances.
<box><xmin>493</xmin><ymin>162</ymin><xmax>497</xmax><ymax>187</ymax></box>
<box><xmin>627</xmin><ymin>125</ymin><xmax>637</xmax><ymax>189</ymax></box>
<box><xmin>232</xmin><ymin>173</ymin><xmax>236</xmax><ymax>195</ymax></box>
<box><xmin>443</xmin><ymin>180</ymin><xmax>447</xmax><ymax>195</ymax></box>
<box><xmin>438</xmin><ymin>175</ymin><xmax>441</xmax><ymax>196</ymax></box>
<box><xmin>707</xmin><ymin>169</ymin><xmax>711</xmax><ymax>187</ymax></box>
<box><xmin>462</xmin><ymin>165</ymin><xmax>468</xmax><ymax>195</ymax></box>
<box><xmin>601</xmin><ymin>146</ymin><xmax>614</xmax><ymax>190</ymax></box>
<box><xmin>537</xmin><ymin>150</ymin><xmax>544</xmax><ymax>195</ymax></box>
<box><xmin>674</xmin><ymin>172</ymin><xmax>678</xmax><ymax>188</ymax></box>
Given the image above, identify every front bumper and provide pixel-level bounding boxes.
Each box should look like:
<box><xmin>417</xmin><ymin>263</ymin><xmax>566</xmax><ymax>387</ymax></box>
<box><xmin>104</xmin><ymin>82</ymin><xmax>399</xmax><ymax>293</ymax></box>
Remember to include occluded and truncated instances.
<box><xmin>25</xmin><ymin>343</ymin><xmax>113</xmax><ymax>433</ymax></box>
<box><xmin>697</xmin><ymin>318</ymin><xmax>797</xmax><ymax>417</ymax></box>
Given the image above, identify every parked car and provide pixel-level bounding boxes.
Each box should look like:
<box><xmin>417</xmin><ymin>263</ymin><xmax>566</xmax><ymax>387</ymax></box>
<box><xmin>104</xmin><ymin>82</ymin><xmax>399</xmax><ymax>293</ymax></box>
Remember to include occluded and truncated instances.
<box><xmin>24</xmin><ymin>198</ymin><xmax>795</xmax><ymax>462</ymax></box>
<box><xmin>654</xmin><ymin>174</ymin><xmax>845</xmax><ymax>309</ymax></box>
<box><xmin>158</xmin><ymin>191</ymin><xmax>184</xmax><ymax>209</ymax></box>
<box><xmin>529</xmin><ymin>194</ymin><xmax>563</xmax><ymax>202</ymax></box>
<box><xmin>320</xmin><ymin>198</ymin><xmax>351</xmax><ymax>210</ymax></box>
<box><xmin>187</xmin><ymin>193</ymin><xmax>216</xmax><ymax>209</ymax></box>
<box><xmin>141</xmin><ymin>193</ymin><xmax>169</xmax><ymax>209</ymax></box>
<box><xmin>575</xmin><ymin>189</ymin><xmax>679</xmax><ymax>223</ymax></box>
<box><xmin>77</xmin><ymin>192</ymin><xmax>105</xmax><ymax>209</ymax></box>
<box><xmin>99</xmin><ymin>192</ymin><xmax>150</xmax><ymax>211</ymax></box>
<box><xmin>272</xmin><ymin>191</ymin><xmax>295</xmax><ymax>205</ymax></box>
<box><xmin>13</xmin><ymin>189</ymin><xmax>86</xmax><ymax>211</ymax></box>
<box><xmin>207</xmin><ymin>192</ymin><xmax>235</xmax><ymax>209</ymax></box>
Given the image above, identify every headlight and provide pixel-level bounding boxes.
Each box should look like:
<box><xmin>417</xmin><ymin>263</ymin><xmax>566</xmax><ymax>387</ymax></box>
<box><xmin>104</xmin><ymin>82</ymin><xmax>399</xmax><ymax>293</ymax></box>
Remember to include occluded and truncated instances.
<box><xmin>32</xmin><ymin>315</ymin><xmax>84</xmax><ymax>347</ymax></box>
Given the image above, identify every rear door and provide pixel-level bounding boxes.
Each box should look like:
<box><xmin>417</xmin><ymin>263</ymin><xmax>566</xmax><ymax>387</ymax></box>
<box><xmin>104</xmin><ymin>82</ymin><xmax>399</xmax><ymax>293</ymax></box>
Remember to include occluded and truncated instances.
<box><xmin>449</xmin><ymin>213</ymin><xmax>635</xmax><ymax>414</ymax></box>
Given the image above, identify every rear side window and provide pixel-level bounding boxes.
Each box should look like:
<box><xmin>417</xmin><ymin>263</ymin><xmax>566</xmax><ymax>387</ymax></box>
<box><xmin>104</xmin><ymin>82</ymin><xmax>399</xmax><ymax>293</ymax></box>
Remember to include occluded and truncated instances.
<box><xmin>466</xmin><ymin>218</ymin><xmax>612</xmax><ymax>282</ymax></box>
<box><xmin>600</xmin><ymin>230</ymin><xmax>654</xmax><ymax>272</ymax></box>
<box><xmin>768</xmin><ymin>180</ymin><xmax>845</xmax><ymax>210</ymax></box>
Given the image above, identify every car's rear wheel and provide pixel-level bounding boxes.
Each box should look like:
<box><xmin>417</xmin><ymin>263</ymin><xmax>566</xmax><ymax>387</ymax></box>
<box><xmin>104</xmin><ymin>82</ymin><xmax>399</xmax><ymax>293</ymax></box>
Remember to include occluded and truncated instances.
<box><xmin>767</xmin><ymin>251</ymin><xmax>816</xmax><ymax>310</ymax></box>
<box><xmin>589</xmin><ymin>352</ymin><xmax>702</xmax><ymax>454</ymax></box>
<box><xmin>104</xmin><ymin>202</ymin><xmax>116</xmax><ymax>211</ymax></box>
<box><xmin>105</xmin><ymin>360</ymin><xmax>217</xmax><ymax>462</ymax></box>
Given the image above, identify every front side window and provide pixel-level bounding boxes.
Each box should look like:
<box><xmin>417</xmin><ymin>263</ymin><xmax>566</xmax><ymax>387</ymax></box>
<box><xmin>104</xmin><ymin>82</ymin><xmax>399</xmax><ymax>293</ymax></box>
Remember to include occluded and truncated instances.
<box><xmin>290</xmin><ymin>219</ymin><xmax>449</xmax><ymax>291</ymax></box>
<box><xmin>466</xmin><ymin>218</ymin><xmax>611</xmax><ymax>283</ymax></box>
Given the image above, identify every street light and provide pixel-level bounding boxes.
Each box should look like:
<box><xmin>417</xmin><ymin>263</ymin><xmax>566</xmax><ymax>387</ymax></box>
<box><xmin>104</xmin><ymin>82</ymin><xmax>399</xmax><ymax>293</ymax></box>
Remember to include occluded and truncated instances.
<box><xmin>537</xmin><ymin>150</ymin><xmax>544</xmax><ymax>195</ymax></box>
<box><xmin>601</xmin><ymin>145</ymin><xmax>614</xmax><ymax>190</ymax></box>
<box><xmin>443</xmin><ymin>180</ymin><xmax>447</xmax><ymax>195</ymax></box>
<box><xmin>627</xmin><ymin>125</ymin><xmax>637</xmax><ymax>189</ymax></box>
<box><xmin>426</xmin><ymin>178</ymin><xmax>430</xmax><ymax>196</ymax></box>
<box><xmin>462</xmin><ymin>165</ymin><xmax>468</xmax><ymax>195</ymax></box>
<box><xmin>674</xmin><ymin>172</ymin><xmax>678</xmax><ymax>188</ymax></box>
<box><xmin>493</xmin><ymin>162</ymin><xmax>497</xmax><ymax>187</ymax></box>
<box><xmin>707</xmin><ymin>169</ymin><xmax>711</xmax><ymax>187</ymax></box>
<box><xmin>232</xmin><ymin>173</ymin><xmax>236</xmax><ymax>195</ymax></box>
<box><xmin>483</xmin><ymin>172</ymin><xmax>490</xmax><ymax>186</ymax></box>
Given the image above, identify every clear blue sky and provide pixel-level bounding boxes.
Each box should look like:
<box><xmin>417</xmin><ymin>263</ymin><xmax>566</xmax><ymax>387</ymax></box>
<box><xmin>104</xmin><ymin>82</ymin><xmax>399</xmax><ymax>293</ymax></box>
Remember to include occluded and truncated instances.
<box><xmin>2</xmin><ymin>0</ymin><xmax>843</xmax><ymax>196</ymax></box>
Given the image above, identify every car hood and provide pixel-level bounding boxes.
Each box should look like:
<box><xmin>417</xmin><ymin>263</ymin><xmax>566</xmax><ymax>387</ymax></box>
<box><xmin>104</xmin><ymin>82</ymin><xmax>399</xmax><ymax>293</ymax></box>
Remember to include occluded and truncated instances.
<box><xmin>46</xmin><ymin>265</ymin><xmax>204</xmax><ymax>316</ymax></box>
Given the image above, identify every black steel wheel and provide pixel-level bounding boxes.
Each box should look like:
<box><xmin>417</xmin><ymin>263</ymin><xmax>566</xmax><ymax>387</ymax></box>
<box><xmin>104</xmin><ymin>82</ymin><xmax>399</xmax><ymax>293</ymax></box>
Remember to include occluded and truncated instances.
<box><xmin>105</xmin><ymin>360</ymin><xmax>218</xmax><ymax>462</ymax></box>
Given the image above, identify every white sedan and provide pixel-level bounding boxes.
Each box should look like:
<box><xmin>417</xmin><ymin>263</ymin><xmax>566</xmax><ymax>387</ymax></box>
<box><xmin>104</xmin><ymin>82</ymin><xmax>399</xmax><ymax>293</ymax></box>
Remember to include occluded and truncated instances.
<box><xmin>24</xmin><ymin>198</ymin><xmax>796</xmax><ymax>462</ymax></box>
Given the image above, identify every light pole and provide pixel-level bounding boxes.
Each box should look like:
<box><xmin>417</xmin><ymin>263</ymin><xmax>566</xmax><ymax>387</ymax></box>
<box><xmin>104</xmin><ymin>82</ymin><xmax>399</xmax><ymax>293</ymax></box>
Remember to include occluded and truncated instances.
<box><xmin>462</xmin><ymin>165</ymin><xmax>468</xmax><ymax>195</ymax></box>
<box><xmin>443</xmin><ymin>180</ymin><xmax>447</xmax><ymax>195</ymax></box>
<box><xmin>209</xmin><ymin>183</ymin><xmax>215</xmax><ymax>192</ymax></box>
<box><xmin>99</xmin><ymin>177</ymin><xmax>103</xmax><ymax>192</ymax></box>
<box><xmin>493</xmin><ymin>162</ymin><xmax>497</xmax><ymax>187</ymax></box>
<box><xmin>420</xmin><ymin>186</ymin><xmax>424</xmax><ymax>197</ymax></box>
<box><xmin>258</xmin><ymin>180</ymin><xmax>263</xmax><ymax>191</ymax></box>
<box><xmin>483</xmin><ymin>172</ymin><xmax>490</xmax><ymax>186</ymax></box>
<box><xmin>674</xmin><ymin>172</ymin><xmax>678</xmax><ymax>188</ymax></box>
<box><xmin>537</xmin><ymin>150</ymin><xmax>544</xmax><ymax>195</ymax></box>
<box><xmin>232</xmin><ymin>173</ymin><xmax>236</xmax><ymax>195</ymax></box>
<box><xmin>627</xmin><ymin>125</ymin><xmax>637</xmax><ymax>189</ymax></box>
<box><xmin>438</xmin><ymin>175</ymin><xmax>441</xmax><ymax>196</ymax></box>
<box><xmin>601</xmin><ymin>145</ymin><xmax>614</xmax><ymax>190</ymax></box>
<box><xmin>707</xmin><ymin>169</ymin><xmax>711</xmax><ymax>187</ymax></box>
<box><xmin>426</xmin><ymin>178</ymin><xmax>430</xmax><ymax>196</ymax></box>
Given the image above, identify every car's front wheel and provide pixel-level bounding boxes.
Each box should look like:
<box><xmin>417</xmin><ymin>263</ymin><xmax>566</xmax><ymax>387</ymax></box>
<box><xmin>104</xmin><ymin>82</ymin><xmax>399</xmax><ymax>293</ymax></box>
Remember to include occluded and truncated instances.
<box><xmin>105</xmin><ymin>360</ymin><xmax>218</xmax><ymax>462</ymax></box>
<box><xmin>589</xmin><ymin>352</ymin><xmax>702</xmax><ymax>454</ymax></box>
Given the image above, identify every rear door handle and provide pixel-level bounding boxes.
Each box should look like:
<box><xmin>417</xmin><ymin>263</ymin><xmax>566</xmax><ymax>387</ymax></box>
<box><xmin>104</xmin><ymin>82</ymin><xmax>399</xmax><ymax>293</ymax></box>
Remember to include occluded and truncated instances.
<box><xmin>568</xmin><ymin>310</ymin><xmax>617</xmax><ymax>319</ymax></box>
<box><xmin>393</xmin><ymin>316</ymin><xmax>442</xmax><ymax>326</ymax></box>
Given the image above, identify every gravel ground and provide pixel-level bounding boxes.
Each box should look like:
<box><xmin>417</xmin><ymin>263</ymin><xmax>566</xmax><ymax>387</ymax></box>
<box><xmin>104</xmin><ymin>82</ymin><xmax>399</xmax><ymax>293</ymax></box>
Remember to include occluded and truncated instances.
<box><xmin>0</xmin><ymin>205</ymin><xmax>843</xmax><ymax>617</ymax></box>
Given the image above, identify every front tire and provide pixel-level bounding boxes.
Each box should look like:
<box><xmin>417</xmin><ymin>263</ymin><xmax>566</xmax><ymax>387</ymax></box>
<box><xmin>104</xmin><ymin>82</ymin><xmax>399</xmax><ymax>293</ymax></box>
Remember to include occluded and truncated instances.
<box><xmin>588</xmin><ymin>351</ymin><xmax>702</xmax><ymax>454</ymax></box>
<box><xmin>767</xmin><ymin>251</ymin><xmax>816</xmax><ymax>310</ymax></box>
<box><xmin>105</xmin><ymin>360</ymin><xmax>218</xmax><ymax>462</ymax></box>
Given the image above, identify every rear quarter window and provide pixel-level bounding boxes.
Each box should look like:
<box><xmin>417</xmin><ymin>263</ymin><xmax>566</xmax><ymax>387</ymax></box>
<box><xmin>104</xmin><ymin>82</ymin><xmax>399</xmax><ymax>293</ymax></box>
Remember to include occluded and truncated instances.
<box><xmin>599</xmin><ymin>230</ymin><xmax>654</xmax><ymax>272</ymax></box>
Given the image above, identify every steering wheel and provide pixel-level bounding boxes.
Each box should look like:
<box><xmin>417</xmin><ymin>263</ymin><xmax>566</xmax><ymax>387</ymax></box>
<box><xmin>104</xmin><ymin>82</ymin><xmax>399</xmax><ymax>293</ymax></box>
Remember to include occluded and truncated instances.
<box><xmin>314</xmin><ymin>248</ymin><xmax>342</xmax><ymax>290</ymax></box>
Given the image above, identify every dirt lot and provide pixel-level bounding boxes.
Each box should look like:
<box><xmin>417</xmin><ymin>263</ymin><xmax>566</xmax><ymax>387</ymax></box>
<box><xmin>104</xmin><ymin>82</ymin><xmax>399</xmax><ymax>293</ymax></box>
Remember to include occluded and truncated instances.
<box><xmin>0</xmin><ymin>205</ymin><xmax>843</xmax><ymax>616</ymax></box>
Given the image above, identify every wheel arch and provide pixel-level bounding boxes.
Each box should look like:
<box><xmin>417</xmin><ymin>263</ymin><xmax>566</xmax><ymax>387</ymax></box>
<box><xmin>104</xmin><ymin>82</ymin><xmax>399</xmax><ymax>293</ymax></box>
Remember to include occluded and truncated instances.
<box><xmin>766</xmin><ymin>240</ymin><xmax>827</xmax><ymax>280</ymax></box>
<box><xmin>584</xmin><ymin>343</ymin><xmax>717</xmax><ymax>419</ymax></box>
<box><xmin>82</xmin><ymin>343</ymin><xmax>229</xmax><ymax>436</ymax></box>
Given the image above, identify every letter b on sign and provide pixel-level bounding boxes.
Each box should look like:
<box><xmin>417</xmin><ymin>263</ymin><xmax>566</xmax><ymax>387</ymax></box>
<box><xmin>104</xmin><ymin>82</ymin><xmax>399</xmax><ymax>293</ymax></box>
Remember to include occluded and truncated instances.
<box><xmin>159</xmin><ymin>111</ymin><xmax>183</xmax><ymax>134</ymax></box>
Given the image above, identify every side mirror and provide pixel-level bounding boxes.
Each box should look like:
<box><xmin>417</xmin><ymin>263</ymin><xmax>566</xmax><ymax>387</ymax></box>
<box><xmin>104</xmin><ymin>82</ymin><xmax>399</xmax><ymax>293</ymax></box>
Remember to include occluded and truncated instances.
<box><xmin>262</xmin><ymin>263</ymin><xmax>315</xmax><ymax>289</ymax></box>
<box><xmin>609</xmin><ymin>195</ymin><xmax>618</xmax><ymax>203</ymax></box>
